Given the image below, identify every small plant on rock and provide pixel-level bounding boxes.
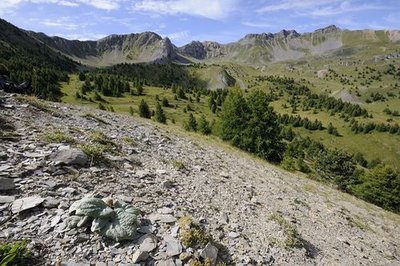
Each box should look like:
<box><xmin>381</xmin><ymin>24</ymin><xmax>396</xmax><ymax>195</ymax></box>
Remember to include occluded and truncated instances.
<box><xmin>171</xmin><ymin>160</ymin><xmax>186</xmax><ymax>171</ymax></box>
<box><xmin>65</xmin><ymin>196</ymin><xmax>141</xmax><ymax>242</ymax></box>
<box><xmin>43</xmin><ymin>130</ymin><xmax>76</xmax><ymax>144</ymax></box>
<box><xmin>79</xmin><ymin>143</ymin><xmax>108</xmax><ymax>166</ymax></box>
<box><xmin>179</xmin><ymin>216</ymin><xmax>210</xmax><ymax>248</ymax></box>
<box><xmin>269</xmin><ymin>213</ymin><xmax>303</xmax><ymax>248</ymax></box>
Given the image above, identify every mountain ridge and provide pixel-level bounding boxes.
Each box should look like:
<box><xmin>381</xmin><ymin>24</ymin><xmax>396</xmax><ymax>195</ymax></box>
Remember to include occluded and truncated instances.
<box><xmin>1</xmin><ymin>19</ymin><xmax>400</xmax><ymax>67</ymax></box>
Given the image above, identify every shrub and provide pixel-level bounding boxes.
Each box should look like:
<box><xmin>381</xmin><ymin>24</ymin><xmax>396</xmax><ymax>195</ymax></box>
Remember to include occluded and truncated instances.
<box><xmin>184</xmin><ymin>114</ymin><xmax>197</xmax><ymax>132</ymax></box>
<box><xmin>269</xmin><ymin>213</ymin><xmax>302</xmax><ymax>248</ymax></box>
<box><xmin>138</xmin><ymin>99</ymin><xmax>151</xmax><ymax>118</ymax></box>
<box><xmin>197</xmin><ymin>115</ymin><xmax>211</xmax><ymax>135</ymax></box>
<box><xmin>0</xmin><ymin>240</ymin><xmax>32</xmax><ymax>265</ymax></box>
<box><xmin>154</xmin><ymin>102</ymin><xmax>167</xmax><ymax>124</ymax></box>
<box><xmin>43</xmin><ymin>131</ymin><xmax>76</xmax><ymax>144</ymax></box>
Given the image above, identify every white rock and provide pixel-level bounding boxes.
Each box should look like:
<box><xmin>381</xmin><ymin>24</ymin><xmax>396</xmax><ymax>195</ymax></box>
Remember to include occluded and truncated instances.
<box><xmin>12</xmin><ymin>196</ymin><xmax>44</xmax><ymax>213</ymax></box>
<box><xmin>200</xmin><ymin>242</ymin><xmax>218</xmax><ymax>263</ymax></box>
<box><xmin>131</xmin><ymin>249</ymin><xmax>149</xmax><ymax>263</ymax></box>
<box><xmin>164</xmin><ymin>235</ymin><xmax>182</xmax><ymax>257</ymax></box>
<box><xmin>138</xmin><ymin>234</ymin><xmax>158</xmax><ymax>252</ymax></box>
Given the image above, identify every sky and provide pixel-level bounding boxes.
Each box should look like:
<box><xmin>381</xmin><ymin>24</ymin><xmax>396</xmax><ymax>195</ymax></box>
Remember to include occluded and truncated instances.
<box><xmin>1</xmin><ymin>0</ymin><xmax>400</xmax><ymax>46</ymax></box>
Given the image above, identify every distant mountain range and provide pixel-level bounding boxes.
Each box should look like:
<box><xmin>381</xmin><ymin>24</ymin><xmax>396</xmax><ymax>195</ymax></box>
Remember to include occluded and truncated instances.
<box><xmin>1</xmin><ymin>18</ymin><xmax>400</xmax><ymax>68</ymax></box>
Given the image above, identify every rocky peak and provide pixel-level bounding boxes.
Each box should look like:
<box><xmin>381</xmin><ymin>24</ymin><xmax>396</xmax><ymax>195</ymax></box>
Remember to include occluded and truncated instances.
<box><xmin>314</xmin><ymin>25</ymin><xmax>340</xmax><ymax>34</ymax></box>
<box><xmin>275</xmin><ymin>29</ymin><xmax>300</xmax><ymax>38</ymax></box>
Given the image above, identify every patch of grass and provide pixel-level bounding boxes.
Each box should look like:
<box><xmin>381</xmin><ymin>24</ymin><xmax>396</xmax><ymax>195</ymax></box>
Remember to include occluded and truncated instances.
<box><xmin>122</xmin><ymin>136</ymin><xmax>137</xmax><ymax>146</ymax></box>
<box><xmin>90</xmin><ymin>131</ymin><xmax>120</xmax><ymax>153</ymax></box>
<box><xmin>178</xmin><ymin>216</ymin><xmax>210</xmax><ymax>248</ymax></box>
<box><xmin>43</xmin><ymin>130</ymin><xmax>76</xmax><ymax>144</ymax></box>
<box><xmin>171</xmin><ymin>160</ymin><xmax>186</xmax><ymax>171</ymax></box>
<box><xmin>15</xmin><ymin>96</ymin><xmax>50</xmax><ymax>113</ymax></box>
<box><xmin>81</xmin><ymin>113</ymin><xmax>109</xmax><ymax>125</ymax></box>
<box><xmin>0</xmin><ymin>240</ymin><xmax>32</xmax><ymax>266</ymax></box>
<box><xmin>347</xmin><ymin>216</ymin><xmax>373</xmax><ymax>232</ymax></box>
<box><xmin>0</xmin><ymin>115</ymin><xmax>19</xmax><ymax>141</ymax></box>
<box><xmin>0</xmin><ymin>115</ymin><xmax>15</xmax><ymax>132</ymax></box>
<box><xmin>269</xmin><ymin>213</ymin><xmax>303</xmax><ymax>248</ymax></box>
<box><xmin>79</xmin><ymin>143</ymin><xmax>109</xmax><ymax>166</ymax></box>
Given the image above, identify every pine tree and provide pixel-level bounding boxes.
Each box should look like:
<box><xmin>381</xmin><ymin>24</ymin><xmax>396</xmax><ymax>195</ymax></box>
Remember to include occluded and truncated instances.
<box><xmin>162</xmin><ymin>97</ymin><xmax>169</xmax><ymax>107</ymax></box>
<box><xmin>197</xmin><ymin>115</ymin><xmax>211</xmax><ymax>135</ymax></box>
<box><xmin>138</xmin><ymin>99</ymin><xmax>151</xmax><ymax>118</ymax></box>
<box><xmin>154</xmin><ymin>102</ymin><xmax>166</xmax><ymax>124</ymax></box>
<box><xmin>185</xmin><ymin>113</ymin><xmax>197</xmax><ymax>131</ymax></box>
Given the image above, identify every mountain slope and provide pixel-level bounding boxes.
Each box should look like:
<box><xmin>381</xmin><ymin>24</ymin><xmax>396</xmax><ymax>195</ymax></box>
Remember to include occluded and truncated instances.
<box><xmin>179</xmin><ymin>25</ymin><xmax>400</xmax><ymax>65</ymax></box>
<box><xmin>0</xmin><ymin>93</ymin><xmax>399</xmax><ymax>264</ymax></box>
<box><xmin>28</xmin><ymin>31</ymin><xmax>185</xmax><ymax>66</ymax></box>
<box><xmin>0</xmin><ymin>18</ymin><xmax>76</xmax><ymax>71</ymax></box>
<box><xmin>2</xmin><ymin>19</ymin><xmax>400</xmax><ymax>68</ymax></box>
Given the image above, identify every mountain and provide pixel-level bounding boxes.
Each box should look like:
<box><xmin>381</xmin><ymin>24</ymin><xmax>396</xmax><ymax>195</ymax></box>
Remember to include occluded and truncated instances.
<box><xmin>1</xmin><ymin>18</ymin><xmax>400</xmax><ymax>68</ymax></box>
<box><xmin>0</xmin><ymin>18</ymin><xmax>76</xmax><ymax>71</ymax></box>
<box><xmin>28</xmin><ymin>30</ymin><xmax>187</xmax><ymax>66</ymax></box>
<box><xmin>179</xmin><ymin>25</ymin><xmax>400</xmax><ymax>65</ymax></box>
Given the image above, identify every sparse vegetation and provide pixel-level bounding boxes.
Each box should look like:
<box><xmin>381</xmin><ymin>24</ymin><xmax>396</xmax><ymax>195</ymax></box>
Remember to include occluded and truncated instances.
<box><xmin>0</xmin><ymin>240</ymin><xmax>32</xmax><ymax>266</ymax></box>
<box><xmin>79</xmin><ymin>143</ymin><xmax>109</xmax><ymax>166</ymax></box>
<box><xmin>171</xmin><ymin>160</ymin><xmax>186</xmax><ymax>170</ymax></box>
<box><xmin>43</xmin><ymin>130</ymin><xmax>75</xmax><ymax>144</ymax></box>
<box><xmin>269</xmin><ymin>213</ymin><xmax>303</xmax><ymax>248</ymax></box>
<box><xmin>179</xmin><ymin>216</ymin><xmax>210</xmax><ymax>248</ymax></box>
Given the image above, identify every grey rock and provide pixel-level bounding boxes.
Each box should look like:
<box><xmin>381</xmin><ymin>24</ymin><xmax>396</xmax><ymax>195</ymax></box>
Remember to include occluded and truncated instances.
<box><xmin>164</xmin><ymin>235</ymin><xmax>182</xmax><ymax>257</ymax></box>
<box><xmin>149</xmin><ymin>213</ymin><xmax>177</xmax><ymax>224</ymax></box>
<box><xmin>61</xmin><ymin>261</ymin><xmax>90</xmax><ymax>266</ymax></box>
<box><xmin>51</xmin><ymin>215</ymin><xmax>61</xmax><ymax>227</ymax></box>
<box><xmin>228</xmin><ymin>231</ymin><xmax>240</xmax><ymax>239</ymax></box>
<box><xmin>220</xmin><ymin>212</ymin><xmax>229</xmax><ymax>224</ymax></box>
<box><xmin>0</xmin><ymin>177</ymin><xmax>15</xmax><ymax>190</ymax></box>
<box><xmin>200</xmin><ymin>242</ymin><xmax>218</xmax><ymax>263</ymax></box>
<box><xmin>50</xmin><ymin>148</ymin><xmax>88</xmax><ymax>167</ymax></box>
<box><xmin>155</xmin><ymin>258</ymin><xmax>176</xmax><ymax>266</ymax></box>
<box><xmin>0</xmin><ymin>164</ymin><xmax>11</xmax><ymax>172</ymax></box>
<box><xmin>157</xmin><ymin>207</ymin><xmax>174</xmax><ymax>214</ymax></box>
<box><xmin>43</xmin><ymin>197</ymin><xmax>61</xmax><ymax>208</ymax></box>
<box><xmin>131</xmin><ymin>249</ymin><xmax>149</xmax><ymax>263</ymax></box>
<box><xmin>138</xmin><ymin>234</ymin><xmax>158</xmax><ymax>252</ymax></box>
<box><xmin>12</xmin><ymin>196</ymin><xmax>44</xmax><ymax>213</ymax></box>
<box><xmin>0</xmin><ymin>195</ymin><xmax>15</xmax><ymax>203</ymax></box>
<box><xmin>170</xmin><ymin>226</ymin><xmax>179</xmax><ymax>238</ymax></box>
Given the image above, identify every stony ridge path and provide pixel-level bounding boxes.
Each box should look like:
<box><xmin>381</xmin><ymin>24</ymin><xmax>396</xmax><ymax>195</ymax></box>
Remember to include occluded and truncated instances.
<box><xmin>0</xmin><ymin>94</ymin><xmax>399</xmax><ymax>265</ymax></box>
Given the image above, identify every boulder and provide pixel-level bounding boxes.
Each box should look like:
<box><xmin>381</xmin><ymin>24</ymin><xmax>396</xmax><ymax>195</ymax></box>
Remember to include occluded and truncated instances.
<box><xmin>50</xmin><ymin>148</ymin><xmax>88</xmax><ymax>167</ymax></box>
<box><xmin>12</xmin><ymin>196</ymin><xmax>44</xmax><ymax>213</ymax></box>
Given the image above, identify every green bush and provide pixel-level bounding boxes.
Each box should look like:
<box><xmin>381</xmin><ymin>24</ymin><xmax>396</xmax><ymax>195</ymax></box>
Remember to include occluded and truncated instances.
<box><xmin>0</xmin><ymin>240</ymin><xmax>32</xmax><ymax>266</ymax></box>
<box><xmin>138</xmin><ymin>99</ymin><xmax>151</xmax><ymax>118</ymax></box>
<box><xmin>352</xmin><ymin>165</ymin><xmax>400</xmax><ymax>213</ymax></box>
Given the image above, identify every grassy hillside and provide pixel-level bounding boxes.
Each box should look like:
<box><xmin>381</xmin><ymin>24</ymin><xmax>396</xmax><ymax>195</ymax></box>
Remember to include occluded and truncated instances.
<box><xmin>61</xmin><ymin>55</ymin><xmax>400</xmax><ymax>170</ymax></box>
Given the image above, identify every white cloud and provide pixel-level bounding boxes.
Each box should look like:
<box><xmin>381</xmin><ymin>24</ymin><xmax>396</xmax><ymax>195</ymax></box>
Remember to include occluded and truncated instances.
<box><xmin>257</xmin><ymin>0</ymin><xmax>385</xmax><ymax>17</ymax></box>
<box><xmin>258</xmin><ymin>0</ymin><xmax>340</xmax><ymax>13</ymax></box>
<box><xmin>0</xmin><ymin>0</ymin><xmax>23</xmax><ymax>15</ymax></box>
<box><xmin>41</xmin><ymin>17</ymin><xmax>79</xmax><ymax>30</ymax></box>
<box><xmin>77</xmin><ymin>0</ymin><xmax>120</xmax><ymax>10</ymax></box>
<box><xmin>163</xmin><ymin>30</ymin><xmax>190</xmax><ymax>44</ymax></box>
<box><xmin>55</xmin><ymin>32</ymin><xmax>107</xmax><ymax>40</ymax></box>
<box><xmin>133</xmin><ymin>0</ymin><xmax>237</xmax><ymax>20</ymax></box>
<box><xmin>241</xmin><ymin>21</ymin><xmax>274</xmax><ymax>28</ymax></box>
<box><xmin>0</xmin><ymin>0</ymin><xmax>121</xmax><ymax>12</ymax></box>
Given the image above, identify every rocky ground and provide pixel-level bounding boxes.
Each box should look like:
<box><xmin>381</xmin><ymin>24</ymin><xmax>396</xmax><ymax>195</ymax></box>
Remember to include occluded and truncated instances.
<box><xmin>0</xmin><ymin>92</ymin><xmax>399</xmax><ymax>266</ymax></box>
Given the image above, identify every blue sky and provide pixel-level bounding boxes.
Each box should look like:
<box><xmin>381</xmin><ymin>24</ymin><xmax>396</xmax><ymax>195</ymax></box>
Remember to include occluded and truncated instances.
<box><xmin>1</xmin><ymin>0</ymin><xmax>399</xmax><ymax>46</ymax></box>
